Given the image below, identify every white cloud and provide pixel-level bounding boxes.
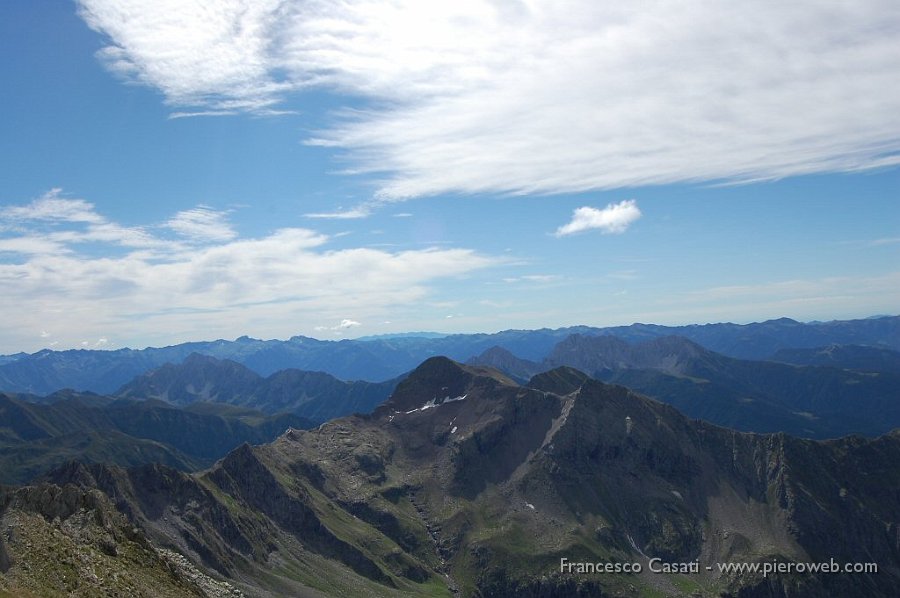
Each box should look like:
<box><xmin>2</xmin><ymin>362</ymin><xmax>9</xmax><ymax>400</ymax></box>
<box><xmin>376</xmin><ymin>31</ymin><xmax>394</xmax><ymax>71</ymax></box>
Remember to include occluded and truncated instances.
<box><xmin>77</xmin><ymin>0</ymin><xmax>294</xmax><ymax>112</ymax></box>
<box><xmin>316</xmin><ymin>319</ymin><xmax>362</xmax><ymax>332</ymax></box>
<box><xmin>555</xmin><ymin>200</ymin><xmax>642</xmax><ymax>237</ymax></box>
<box><xmin>0</xmin><ymin>236</ymin><xmax>68</xmax><ymax>256</ymax></box>
<box><xmin>166</xmin><ymin>206</ymin><xmax>237</xmax><ymax>242</ymax></box>
<box><xmin>77</xmin><ymin>0</ymin><xmax>900</xmax><ymax>200</ymax></box>
<box><xmin>304</xmin><ymin>206</ymin><xmax>371</xmax><ymax>219</ymax></box>
<box><xmin>1</xmin><ymin>188</ymin><xmax>104</xmax><ymax>224</ymax></box>
<box><xmin>0</xmin><ymin>191</ymin><xmax>497</xmax><ymax>353</ymax></box>
<box><xmin>168</xmin><ymin>110</ymin><xmax>238</xmax><ymax>119</ymax></box>
<box><xmin>0</xmin><ymin>189</ymin><xmax>168</xmax><ymax>250</ymax></box>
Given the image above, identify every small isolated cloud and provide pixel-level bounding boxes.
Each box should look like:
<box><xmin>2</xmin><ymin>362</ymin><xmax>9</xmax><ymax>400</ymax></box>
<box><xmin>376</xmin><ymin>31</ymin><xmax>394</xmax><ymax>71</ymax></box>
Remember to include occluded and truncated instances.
<box><xmin>555</xmin><ymin>200</ymin><xmax>642</xmax><ymax>237</ymax></box>
<box><xmin>166</xmin><ymin>206</ymin><xmax>236</xmax><ymax>242</ymax></box>
<box><xmin>168</xmin><ymin>110</ymin><xmax>238</xmax><ymax>120</ymax></box>
<box><xmin>305</xmin><ymin>206</ymin><xmax>371</xmax><ymax>220</ymax></box>
<box><xmin>315</xmin><ymin>319</ymin><xmax>362</xmax><ymax>334</ymax></box>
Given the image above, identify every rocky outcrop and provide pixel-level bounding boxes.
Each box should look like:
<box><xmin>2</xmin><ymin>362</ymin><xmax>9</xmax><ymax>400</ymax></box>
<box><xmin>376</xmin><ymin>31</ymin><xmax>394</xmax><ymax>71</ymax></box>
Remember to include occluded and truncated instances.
<box><xmin>0</xmin><ymin>481</ymin><xmax>237</xmax><ymax>597</ymax></box>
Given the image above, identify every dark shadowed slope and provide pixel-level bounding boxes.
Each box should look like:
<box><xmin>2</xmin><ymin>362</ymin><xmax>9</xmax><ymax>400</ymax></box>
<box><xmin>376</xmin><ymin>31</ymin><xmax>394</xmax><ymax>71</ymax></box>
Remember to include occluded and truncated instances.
<box><xmin>0</xmin><ymin>392</ymin><xmax>311</xmax><ymax>485</ymax></box>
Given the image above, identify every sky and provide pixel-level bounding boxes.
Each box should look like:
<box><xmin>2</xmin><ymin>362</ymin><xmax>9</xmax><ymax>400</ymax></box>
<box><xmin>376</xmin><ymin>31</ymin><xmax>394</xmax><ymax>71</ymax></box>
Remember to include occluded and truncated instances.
<box><xmin>0</xmin><ymin>0</ymin><xmax>898</xmax><ymax>354</ymax></box>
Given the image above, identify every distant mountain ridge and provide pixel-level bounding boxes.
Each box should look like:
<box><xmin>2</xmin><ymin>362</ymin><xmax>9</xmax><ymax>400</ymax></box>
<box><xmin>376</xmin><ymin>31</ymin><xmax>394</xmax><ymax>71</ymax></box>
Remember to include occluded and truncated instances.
<box><xmin>116</xmin><ymin>353</ymin><xmax>400</xmax><ymax>422</ymax></box>
<box><xmin>770</xmin><ymin>343</ymin><xmax>900</xmax><ymax>374</ymax></box>
<box><xmin>0</xmin><ymin>315</ymin><xmax>896</xmax><ymax>395</ymax></box>
<box><xmin>468</xmin><ymin>334</ymin><xmax>900</xmax><ymax>439</ymax></box>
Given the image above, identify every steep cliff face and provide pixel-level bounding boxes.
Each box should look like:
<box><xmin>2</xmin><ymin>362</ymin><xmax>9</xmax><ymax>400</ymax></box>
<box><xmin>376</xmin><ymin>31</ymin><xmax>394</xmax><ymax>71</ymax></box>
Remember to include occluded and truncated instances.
<box><xmin>24</xmin><ymin>359</ymin><xmax>900</xmax><ymax>597</ymax></box>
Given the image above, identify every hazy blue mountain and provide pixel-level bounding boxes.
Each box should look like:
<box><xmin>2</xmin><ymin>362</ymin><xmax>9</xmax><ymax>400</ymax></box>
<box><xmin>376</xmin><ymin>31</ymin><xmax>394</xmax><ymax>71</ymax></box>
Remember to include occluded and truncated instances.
<box><xmin>770</xmin><ymin>343</ymin><xmax>900</xmax><ymax>374</ymax></box>
<box><xmin>0</xmin><ymin>352</ymin><xmax>26</xmax><ymax>366</ymax></box>
<box><xmin>593</xmin><ymin>315</ymin><xmax>900</xmax><ymax>358</ymax></box>
<box><xmin>463</xmin><ymin>346</ymin><xmax>542</xmax><ymax>383</ymax></box>
<box><xmin>116</xmin><ymin>353</ymin><xmax>400</xmax><ymax>422</ymax></box>
<box><xmin>472</xmin><ymin>334</ymin><xmax>900</xmax><ymax>439</ymax></box>
<box><xmin>0</xmin><ymin>315</ymin><xmax>896</xmax><ymax>395</ymax></box>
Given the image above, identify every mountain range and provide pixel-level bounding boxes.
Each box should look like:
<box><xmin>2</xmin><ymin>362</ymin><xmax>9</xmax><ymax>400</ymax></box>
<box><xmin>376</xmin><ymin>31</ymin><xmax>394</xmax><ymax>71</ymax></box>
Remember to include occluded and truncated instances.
<box><xmin>0</xmin><ymin>392</ymin><xmax>311</xmax><ymax>485</ymax></box>
<box><xmin>116</xmin><ymin>353</ymin><xmax>400</xmax><ymax>423</ymax></box>
<box><xmin>468</xmin><ymin>335</ymin><xmax>900</xmax><ymax>438</ymax></box>
<box><xmin>2</xmin><ymin>358</ymin><xmax>897</xmax><ymax>597</ymax></box>
<box><xmin>2</xmin><ymin>316</ymin><xmax>899</xmax><ymax>596</ymax></box>
<box><xmin>1</xmin><ymin>315</ymin><xmax>897</xmax><ymax>395</ymax></box>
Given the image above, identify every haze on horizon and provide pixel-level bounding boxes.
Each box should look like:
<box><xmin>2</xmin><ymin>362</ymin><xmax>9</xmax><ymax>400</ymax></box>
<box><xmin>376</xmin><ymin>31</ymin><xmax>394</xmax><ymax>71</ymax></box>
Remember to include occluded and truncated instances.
<box><xmin>0</xmin><ymin>1</ymin><xmax>898</xmax><ymax>355</ymax></box>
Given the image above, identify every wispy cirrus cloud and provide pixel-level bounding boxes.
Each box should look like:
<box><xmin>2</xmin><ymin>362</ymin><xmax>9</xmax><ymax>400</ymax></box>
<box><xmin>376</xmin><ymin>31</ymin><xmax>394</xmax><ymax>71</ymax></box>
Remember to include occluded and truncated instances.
<box><xmin>555</xmin><ymin>200</ymin><xmax>642</xmax><ymax>237</ymax></box>
<box><xmin>0</xmin><ymin>190</ymin><xmax>497</xmax><ymax>353</ymax></box>
<box><xmin>0</xmin><ymin>189</ymin><xmax>166</xmax><ymax>250</ymax></box>
<box><xmin>76</xmin><ymin>0</ymin><xmax>900</xmax><ymax>202</ymax></box>
<box><xmin>166</xmin><ymin>206</ymin><xmax>237</xmax><ymax>242</ymax></box>
<box><xmin>304</xmin><ymin>206</ymin><xmax>372</xmax><ymax>220</ymax></box>
<box><xmin>1</xmin><ymin>188</ymin><xmax>105</xmax><ymax>224</ymax></box>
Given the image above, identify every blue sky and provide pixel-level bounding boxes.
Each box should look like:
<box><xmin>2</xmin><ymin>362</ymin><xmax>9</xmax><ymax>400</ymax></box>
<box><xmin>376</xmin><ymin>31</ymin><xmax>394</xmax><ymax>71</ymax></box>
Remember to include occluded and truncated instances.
<box><xmin>0</xmin><ymin>0</ymin><xmax>898</xmax><ymax>354</ymax></box>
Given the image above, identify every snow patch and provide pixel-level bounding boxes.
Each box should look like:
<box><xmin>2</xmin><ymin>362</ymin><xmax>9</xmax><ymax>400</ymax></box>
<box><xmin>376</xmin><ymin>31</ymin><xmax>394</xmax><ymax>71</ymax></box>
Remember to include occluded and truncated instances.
<box><xmin>451</xmin><ymin>426</ymin><xmax>458</xmax><ymax>434</ymax></box>
<box><xmin>525</xmin><ymin>502</ymin><xmax>535</xmax><ymax>510</ymax></box>
<box><xmin>404</xmin><ymin>394</ymin><xmax>468</xmax><ymax>414</ymax></box>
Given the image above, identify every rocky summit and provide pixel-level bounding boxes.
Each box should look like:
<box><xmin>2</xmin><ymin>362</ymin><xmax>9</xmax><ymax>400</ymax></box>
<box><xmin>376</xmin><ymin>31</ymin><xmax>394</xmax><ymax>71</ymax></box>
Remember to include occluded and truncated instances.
<box><xmin>2</xmin><ymin>357</ymin><xmax>899</xmax><ymax>597</ymax></box>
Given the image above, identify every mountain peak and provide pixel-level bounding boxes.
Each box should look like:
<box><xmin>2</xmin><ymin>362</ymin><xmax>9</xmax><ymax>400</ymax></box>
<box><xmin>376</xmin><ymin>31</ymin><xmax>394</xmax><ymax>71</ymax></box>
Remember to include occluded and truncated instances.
<box><xmin>378</xmin><ymin>356</ymin><xmax>515</xmax><ymax>414</ymax></box>
<box><xmin>527</xmin><ymin>366</ymin><xmax>590</xmax><ymax>394</ymax></box>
